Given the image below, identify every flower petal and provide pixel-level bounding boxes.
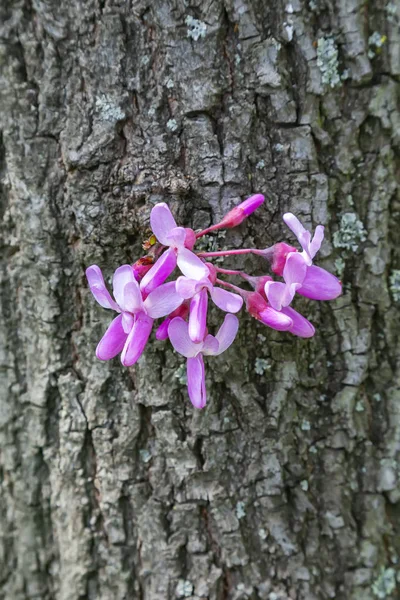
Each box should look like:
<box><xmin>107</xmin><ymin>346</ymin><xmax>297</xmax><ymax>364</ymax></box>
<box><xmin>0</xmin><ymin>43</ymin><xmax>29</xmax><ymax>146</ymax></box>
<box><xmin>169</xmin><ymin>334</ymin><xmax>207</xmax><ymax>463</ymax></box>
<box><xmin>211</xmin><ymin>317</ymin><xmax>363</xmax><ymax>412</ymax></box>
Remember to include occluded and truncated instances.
<box><xmin>155</xmin><ymin>318</ymin><xmax>170</xmax><ymax>341</ymax></box>
<box><xmin>213</xmin><ymin>313</ymin><xmax>239</xmax><ymax>355</ymax></box>
<box><xmin>176</xmin><ymin>276</ymin><xmax>202</xmax><ymax>300</ymax></box>
<box><xmin>86</xmin><ymin>265</ymin><xmax>119</xmax><ymax>311</ymax></box>
<box><xmin>177</xmin><ymin>247</ymin><xmax>209</xmax><ymax>280</ymax></box>
<box><xmin>168</xmin><ymin>317</ymin><xmax>201</xmax><ymax>358</ymax></box>
<box><xmin>96</xmin><ymin>315</ymin><xmax>128</xmax><ymax>360</ymax></box>
<box><xmin>281</xmin><ymin>307</ymin><xmax>315</xmax><ymax>338</ymax></box>
<box><xmin>120</xmin><ymin>313</ymin><xmax>153</xmax><ymax>366</ymax></box>
<box><xmin>144</xmin><ymin>281</ymin><xmax>183</xmax><ymax>319</ymax></box>
<box><xmin>264</xmin><ymin>281</ymin><xmax>289</xmax><ymax>311</ymax></box>
<box><xmin>202</xmin><ymin>334</ymin><xmax>219</xmax><ymax>356</ymax></box>
<box><xmin>150</xmin><ymin>202</ymin><xmax>178</xmax><ymax>245</ymax></box>
<box><xmin>258</xmin><ymin>306</ymin><xmax>293</xmax><ymax>331</ymax></box>
<box><xmin>283</xmin><ymin>252</ymin><xmax>307</xmax><ymax>286</ymax></box>
<box><xmin>298</xmin><ymin>266</ymin><xmax>342</xmax><ymax>300</ymax></box>
<box><xmin>188</xmin><ymin>289</ymin><xmax>208</xmax><ymax>343</ymax></box>
<box><xmin>140</xmin><ymin>248</ymin><xmax>177</xmax><ymax>296</ymax></box>
<box><xmin>309</xmin><ymin>225</ymin><xmax>324</xmax><ymax>258</ymax></box>
<box><xmin>123</xmin><ymin>281</ymin><xmax>144</xmax><ymax>314</ymax></box>
<box><xmin>283</xmin><ymin>213</ymin><xmax>307</xmax><ymax>243</ymax></box>
<box><xmin>187</xmin><ymin>355</ymin><xmax>207</xmax><ymax>409</ymax></box>
<box><xmin>113</xmin><ymin>265</ymin><xmax>137</xmax><ymax>311</ymax></box>
<box><xmin>165</xmin><ymin>226</ymin><xmax>186</xmax><ymax>248</ymax></box>
<box><xmin>210</xmin><ymin>287</ymin><xmax>243</xmax><ymax>313</ymax></box>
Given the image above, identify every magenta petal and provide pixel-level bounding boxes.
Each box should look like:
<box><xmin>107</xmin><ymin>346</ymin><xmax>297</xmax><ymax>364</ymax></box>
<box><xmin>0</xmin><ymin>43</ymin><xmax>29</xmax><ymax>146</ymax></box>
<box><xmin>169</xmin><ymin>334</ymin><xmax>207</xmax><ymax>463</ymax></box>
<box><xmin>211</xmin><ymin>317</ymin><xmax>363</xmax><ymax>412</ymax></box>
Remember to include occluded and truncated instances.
<box><xmin>166</xmin><ymin>226</ymin><xmax>186</xmax><ymax>248</ymax></box>
<box><xmin>201</xmin><ymin>334</ymin><xmax>219</xmax><ymax>356</ymax></box>
<box><xmin>258</xmin><ymin>306</ymin><xmax>293</xmax><ymax>331</ymax></box>
<box><xmin>86</xmin><ymin>265</ymin><xmax>119</xmax><ymax>311</ymax></box>
<box><xmin>150</xmin><ymin>203</ymin><xmax>178</xmax><ymax>245</ymax></box>
<box><xmin>281</xmin><ymin>307</ymin><xmax>315</xmax><ymax>338</ymax></box>
<box><xmin>168</xmin><ymin>317</ymin><xmax>200</xmax><ymax>357</ymax></box>
<box><xmin>140</xmin><ymin>248</ymin><xmax>177</xmax><ymax>296</ymax></box>
<box><xmin>188</xmin><ymin>289</ymin><xmax>208</xmax><ymax>343</ymax></box>
<box><xmin>123</xmin><ymin>282</ymin><xmax>144</xmax><ymax>314</ymax></box>
<box><xmin>309</xmin><ymin>225</ymin><xmax>324</xmax><ymax>258</ymax></box>
<box><xmin>264</xmin><ymin>281</ymin><xmax>286</xmax><ymax>311</ymax></box>
<box><xmin>240</xmin><ymin>193</ymin><xmax>265</xmax><ymax>216</ymax></box>
<box><xmin>298</xmin><ymin>266</ymin><xmax>342</xmax><ymax>300</ymax></box>
<box><xmin>96</xmin><ymin>315</ymin><xmax>128</xmax><ymax>360</ymax></box>
<box><xmin>187</xmin><ymin>355</ymin><xmax>207</xmax><ymax>409</ymax></box>
<box><xmin>283</xmin><ymin>252</ymin><xmax>307</xmax><ymax>285</ymax></box>
<box><xmin>176</xmin><ymin>276</ymin><xmax>202</xmax><ymax>300</ymax></box>
<box><xmin>113</xmin><ymin>265</ymin><xmax>136</xmax><ymax>310</ymax></box>
<box><xmin>283</xmin><ymin>213</ymin><xmax>306</xmax><ymax>242</ymax></box>
<box><xmin>177</xmin><ymin>247</ymin><xmax>209</xmax><ymax>280</ymax></box>
<box><xmin>210</xmin><ymin>287</ymin><xmax>243</xmax><ymax>313</ymax></box>
<box><xmin>155</xmin><ymin>319</ymin><xmax>170</xmax><ymax>341</ymax></box>
<box><xmin>144</xmin><ymin>281</ymin><xmax>183</xmax><ymax>319</ymax></box>
<box><xmin>214</xmin><ymin>313</ymin><xmax>239</xmax><ymax>355</ymax></box>
<box><xmin>120</xmin><ymin>313</ymin><xmax>153</xmax><ymax>366</ymax></box>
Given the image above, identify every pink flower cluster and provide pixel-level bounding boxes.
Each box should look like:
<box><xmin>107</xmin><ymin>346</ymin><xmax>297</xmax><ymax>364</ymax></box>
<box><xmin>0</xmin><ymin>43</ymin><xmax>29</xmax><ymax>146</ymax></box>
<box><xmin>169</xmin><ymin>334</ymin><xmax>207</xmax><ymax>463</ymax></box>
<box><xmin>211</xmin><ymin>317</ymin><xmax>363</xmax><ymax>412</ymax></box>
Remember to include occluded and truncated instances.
<box><xmin>86</xmin><ymin>195</ymin><xmax>341</xmax><ymax>409</ymax></box>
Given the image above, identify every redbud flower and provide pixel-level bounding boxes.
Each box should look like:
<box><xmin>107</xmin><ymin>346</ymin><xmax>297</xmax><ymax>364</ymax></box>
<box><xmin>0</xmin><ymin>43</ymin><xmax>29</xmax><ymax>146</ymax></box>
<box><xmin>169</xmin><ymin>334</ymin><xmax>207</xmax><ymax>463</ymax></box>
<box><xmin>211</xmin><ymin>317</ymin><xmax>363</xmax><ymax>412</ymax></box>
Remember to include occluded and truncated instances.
<box><xmin>270</xmin><ymin>214</ymin><xmax>342</xmax><ymax>301</ymax></box>
<box><xmin>176</xmin><ymin>273</ymin><xmax>243</xmax><ymax>343</ymax></box>
<box><xmin>244</xmin><ymin>290</ymin><xmax>293</xmax><ymax>331</ymax></box>
<box><xmin>168</xmin><ymin>314</ymin><xmax>239</xmax><ymax>409</ymax></box>
<box><xmin>86</xmin><ymin>265</ymin><xmax>183</xmax><ymax>365</ymax></box>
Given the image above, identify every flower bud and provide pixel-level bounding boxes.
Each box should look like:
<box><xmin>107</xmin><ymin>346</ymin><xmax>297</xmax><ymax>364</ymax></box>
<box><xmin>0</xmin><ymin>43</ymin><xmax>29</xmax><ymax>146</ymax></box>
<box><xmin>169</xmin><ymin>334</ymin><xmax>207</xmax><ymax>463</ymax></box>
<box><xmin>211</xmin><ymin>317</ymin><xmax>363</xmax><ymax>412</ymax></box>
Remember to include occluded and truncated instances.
<box><xmin>184</xmin><ymin>228</ymin><xmax>196</xmax><ymax>250</ymax></box>
<box><xmin>218</xmin><ymin>194</ymin><xmax>265</xmax><ymax>229</ymax></box>
<box><xmin>132</xmin><ymin>256</ymin><xmax>154</xmax><ymax>281</ymax></box>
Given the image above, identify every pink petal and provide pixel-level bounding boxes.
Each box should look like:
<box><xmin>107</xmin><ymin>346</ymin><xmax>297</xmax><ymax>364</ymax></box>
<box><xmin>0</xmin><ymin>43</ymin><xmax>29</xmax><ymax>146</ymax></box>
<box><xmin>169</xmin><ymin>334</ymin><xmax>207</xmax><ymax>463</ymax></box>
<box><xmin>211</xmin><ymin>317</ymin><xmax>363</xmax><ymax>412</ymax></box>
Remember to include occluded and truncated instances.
<box><xmin>258</xmin><ymin>306</ymin><xmax>293</xmax><ymax>331</ymax></box>
<box><xmin>240</xmin><ymin>193</ymin><xmax>265</xmax><ymax>216</ymax></box>
<box><xmin>309</xmin><ymin>225</ymin><xmax>324</xmax><ymax>258</ymax></box>
<box><xmin>144</xmin><ymin>281</ymin><xmax>183</xmax><ymax>319</ymax></box>
<box><xmin>265</xmin><ymin>281</ymin><xmax>294</xmax><ymax>311</ymax></box>
<box><xmin>96</xmin><ymin>315</ymin><xmax>128</xmax><ymax>360</ymax></box>
<box><xmin>165</xmin><ymin>226</ymin><xmax>186</xmax><ymax>248</ymax></box>
<box><xmin>187</xmin><ymin>355</ymin><xmax>207</xmax><ymax>409</ymax></box>
<box><xmin>123</xmin><ymin>281</ymin><xmax>144</xmax><ymax>314</ymax></box>
<box><xmin>168</xmin><ymin>317</ymin><xmax>201</xmax><ymax>358</ymax></box>
<box><xmin>155</xmin><ymin>319</ymin><xmax>170</xmax><ymax>341</ymax></box>
<box><xmin>213</xmin><ymin>313</ymin><xmax>239</xmax><ymax>355</ymax></box>
<box><xmin>140</xmin><ymin>248</ymin><xmax>177</xmax><ymax>296</ymax></box>
<box><xmin>188</xmin><ymin>289</ymin><xmax>208</xmax><ymax>343</ymax></box>
<box><xmin>210</xmin><ymin>287</ymin><xmax>243</xmax><ymax>313</ymax></box>
<box><xmin>122</xmin><ymin>312</ymin><xmax>135</xmax><ymax>333</ymax></box>
<box><xmin>281</xmin><ymin>307</ymin><xmax>315</xmax><ymax>338</ymax></box>
<box><xmin>283</xmin><ymin>213</ymin><xmax>306</xmax><ymax>242</ymax></box>
<box><xmin>298</xmin><ymin>266</ymin><xmax>342</xmax><ymax>300</ymax></box>
<box><xmin>150</xmin><ymin>203</ymin><xmax>178</xmax><ymax>245</ymax></box>
<box><xmin>283</xmin><ymin>252</ymin><xmax>307</xmax><ymax>286</ymax></box>
<box><xmin>201</xmin><ymin>334</ymin><xmax>219</xmax><ymax>356</ymax></box>
<box><xmin>86</xmin><ymin>265</ymin><xmax>119</xmax><ymax>311</ymax></box>
<box><xmin>176</xmin><ymin>276</ymin><xmax>204</xmax><ymax>300</ymax></box>
<box><xmin>120</xmin><ymin>313</ymin><xmax>153</xmax><ymax>366</ymax></box>
<box><xmin>113</xmin><ymin>265</ymin><xmax>136</xmax><ymax>311</ymax></box>
<box><xmin>177</xmin><ymin>247</ymin><xmax>209</xmax><ymax>280</ymax></box>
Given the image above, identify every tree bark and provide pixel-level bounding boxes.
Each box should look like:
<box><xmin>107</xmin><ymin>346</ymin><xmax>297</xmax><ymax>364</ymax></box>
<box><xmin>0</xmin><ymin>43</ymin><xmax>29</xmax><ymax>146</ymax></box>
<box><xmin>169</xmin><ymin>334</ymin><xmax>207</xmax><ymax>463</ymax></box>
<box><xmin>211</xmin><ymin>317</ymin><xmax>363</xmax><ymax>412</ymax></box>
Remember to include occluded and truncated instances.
<box><xmin>1</xmin><ymin>1</ymin><xmax>400</xmax><ymax>599</ymax></box>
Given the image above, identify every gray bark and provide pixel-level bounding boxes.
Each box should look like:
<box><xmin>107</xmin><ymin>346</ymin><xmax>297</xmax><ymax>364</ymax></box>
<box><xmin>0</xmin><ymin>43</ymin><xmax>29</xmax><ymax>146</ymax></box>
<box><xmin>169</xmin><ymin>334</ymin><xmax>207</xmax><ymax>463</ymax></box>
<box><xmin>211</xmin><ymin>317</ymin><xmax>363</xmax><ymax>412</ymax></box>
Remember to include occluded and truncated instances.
<box><xmin>1</xmin><ymin>0</ymin><xmax>400</xmax><ymax>599</ymax></box>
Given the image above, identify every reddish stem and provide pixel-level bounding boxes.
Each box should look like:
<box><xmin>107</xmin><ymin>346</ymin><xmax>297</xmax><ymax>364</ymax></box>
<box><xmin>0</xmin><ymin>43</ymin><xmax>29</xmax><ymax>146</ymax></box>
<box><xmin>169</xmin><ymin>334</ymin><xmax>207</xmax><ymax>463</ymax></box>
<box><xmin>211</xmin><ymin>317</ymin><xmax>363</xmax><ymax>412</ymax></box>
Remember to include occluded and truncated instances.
<box><xmin>196</xmin><ymin>248</ymin><xmax>257</xmax><ymax>258</ymax></box>
<box><xmin>215</xmin><ymin>278</ymin><xmax>247</xmax><ymax>297</ymax></box>
<box><xmin>215</xmin><ymin>266</ymin><xmax>244</xmax><ymax>276</ymax></box>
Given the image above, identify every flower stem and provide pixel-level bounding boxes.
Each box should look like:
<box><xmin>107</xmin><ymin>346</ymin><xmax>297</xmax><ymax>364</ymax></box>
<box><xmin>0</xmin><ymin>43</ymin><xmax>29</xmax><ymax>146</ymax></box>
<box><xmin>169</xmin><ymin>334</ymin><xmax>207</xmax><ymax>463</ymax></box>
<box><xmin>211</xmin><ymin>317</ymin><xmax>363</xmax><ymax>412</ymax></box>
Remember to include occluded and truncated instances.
<box><xmin>215</xmin><ymin>278</ymin><xmax>247</xmax><ymax>297</ymax></box>
<box><xmin>195</xmin><ymin>224</ymin><xmax>224</xmax><ymax>239</ymax></box>
<box><xmin>196</xmin><ymin>248</ymin><xmax>257</xmax><ymax>258</ymax></box>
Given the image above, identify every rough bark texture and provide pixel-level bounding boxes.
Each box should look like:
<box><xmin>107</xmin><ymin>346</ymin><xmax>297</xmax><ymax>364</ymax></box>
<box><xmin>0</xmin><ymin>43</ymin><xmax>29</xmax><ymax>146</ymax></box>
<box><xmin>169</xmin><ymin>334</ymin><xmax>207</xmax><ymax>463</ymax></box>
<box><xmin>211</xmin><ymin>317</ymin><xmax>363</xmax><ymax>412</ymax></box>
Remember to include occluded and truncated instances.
<box><xmin>1</xmin><ymin>1</ymin><xmax>400</xmax><ymax>599</ymax></box>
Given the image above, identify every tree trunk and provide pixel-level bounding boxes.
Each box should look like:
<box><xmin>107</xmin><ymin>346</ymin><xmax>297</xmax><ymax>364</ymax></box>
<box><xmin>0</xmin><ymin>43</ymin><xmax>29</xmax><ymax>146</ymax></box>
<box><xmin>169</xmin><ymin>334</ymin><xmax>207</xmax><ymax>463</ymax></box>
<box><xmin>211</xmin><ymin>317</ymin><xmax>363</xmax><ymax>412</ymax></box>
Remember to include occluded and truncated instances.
<box><xmin>1</xmin><ymin>1</ymin><xmax>399</xmax><ymax>599</ymax></box>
